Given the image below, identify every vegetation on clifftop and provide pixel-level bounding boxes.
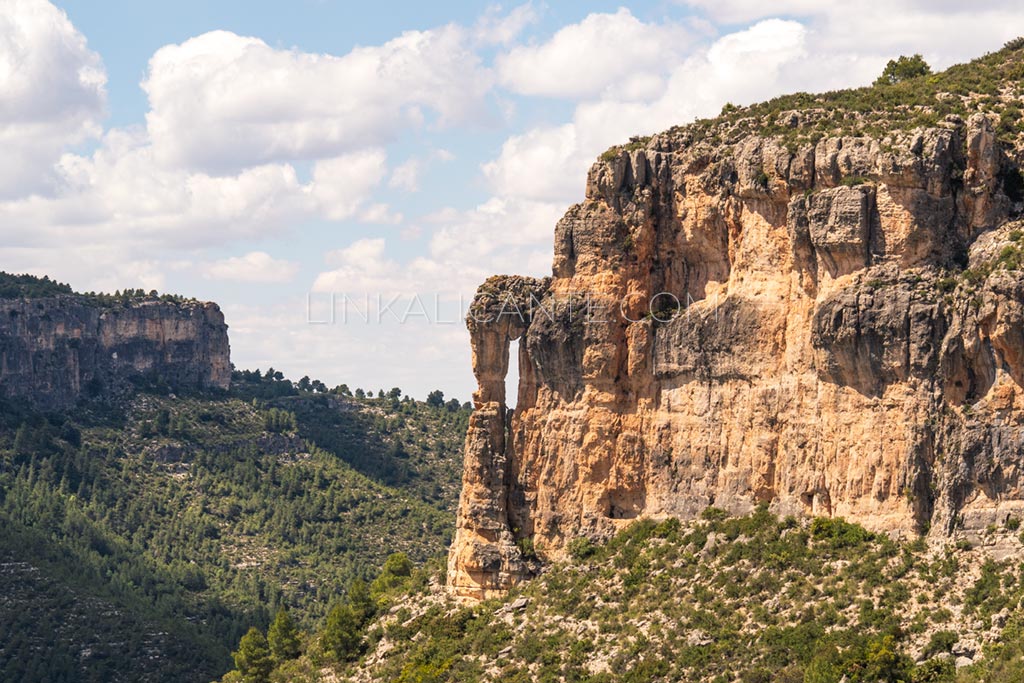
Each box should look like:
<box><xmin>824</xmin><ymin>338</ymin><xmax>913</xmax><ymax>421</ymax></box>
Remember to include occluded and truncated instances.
<box><xmin>601</xmin><ymin>38</ymin><xmax>1024</xmax><ymax>160</ymax></box>
<box><xmin>0</xmin><ymin>271</ymin><xmax>74</xmax><ymax>298</ymax></box>
<box><xmin>698</xmin><ymin>38</ymin><xmax>1024</xmax><ymax>146</ymax></box>
<box><xmin>0</xmin><ymin>270</ymin><xmax>195</xmax><ymax>304</ymax></box>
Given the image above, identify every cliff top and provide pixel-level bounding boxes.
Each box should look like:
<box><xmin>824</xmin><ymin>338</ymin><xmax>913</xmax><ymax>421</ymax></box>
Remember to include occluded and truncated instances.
<box><xmin>603</xmin><ymin>37</ymin><xmax>1024</xmax><ymax>160</ymax></box>
<box><xmin>0</xmin><ymin>272</ymin><xmax>74</xmax><ymax>298</ymax></box>
<box><xmin>0</xmin><ymin>270</ymin><xmax>201</xmax><ymax>308</ymax></box>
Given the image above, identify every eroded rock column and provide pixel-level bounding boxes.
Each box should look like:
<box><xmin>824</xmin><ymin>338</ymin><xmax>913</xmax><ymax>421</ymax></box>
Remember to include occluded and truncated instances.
<box><xmin>447</xmin><ymin>276</ymin><xmax>549</xmax><ymax>600</ymax></box>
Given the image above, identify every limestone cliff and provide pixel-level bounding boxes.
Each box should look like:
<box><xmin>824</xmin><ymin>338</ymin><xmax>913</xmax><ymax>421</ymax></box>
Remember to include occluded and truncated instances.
<box><xmin>0</xmin><ymin>294</ymin><xmax>231</xmax><ymax>409</ymax></box>
<box><xmin>449</xmin><ymin>46</ymin><xmax>1024</xmax><ymax>600</ymax></box>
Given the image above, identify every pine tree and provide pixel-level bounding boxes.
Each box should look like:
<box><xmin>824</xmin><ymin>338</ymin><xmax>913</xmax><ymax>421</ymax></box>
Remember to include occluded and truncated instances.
<box><xmin>320</xmin><ymin>604</ymin><xmax>362</xmax><ymax>662</ymax></box>
<box><xmin>232</xmin><ymin>627</ymin><xmax>274</xmax><ymax>683</ymax></box>
<box><xmin>13</xmin><ymin>423</ymin><xmax>31</xmax><ymax>455</ymax></box>
<box><xmin>267</xmin><ymin>608</ymin><xmax>301</xmax><ymax>663</ymax></box>
<box><xmin>874</xmin><ymin>54</ymin><xmax>931</xmax><ymax>85</ymax></box>
<box><xmin>346</xmin><ymin>579</ymin><xmax>375</xmax><ymax>623</ymax></box>
<box><xmin>155</xmin><ymin>409</ymin><xmax>170</xmax><ymax>436</ymax></box>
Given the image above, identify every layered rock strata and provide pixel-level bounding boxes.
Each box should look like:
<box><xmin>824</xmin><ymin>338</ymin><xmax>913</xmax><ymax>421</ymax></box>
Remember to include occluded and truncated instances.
<box><xmin>449</xmin><ymin>112</ymin><xmax>1024</xmax><ymax>600</ymax></box>
<box><xmin>0</xmin><ymin>296</ymin><xmax>231</xmax><ymax>409</ymax></box>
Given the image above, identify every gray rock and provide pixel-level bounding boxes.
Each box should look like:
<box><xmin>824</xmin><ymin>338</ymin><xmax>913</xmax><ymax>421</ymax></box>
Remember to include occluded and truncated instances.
<box><xmin>0</xmin><ymin>295</ymin><xmax>230</xmax><ymax>409</ymax></box>
<box><xmin>955</xmin><ymin>656</ymin><xmax>974</xmax><ymax>669</ymax></box>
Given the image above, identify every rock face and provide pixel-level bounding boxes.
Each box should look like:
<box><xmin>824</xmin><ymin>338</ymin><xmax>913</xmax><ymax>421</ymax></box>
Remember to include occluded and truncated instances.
<box><xmin>0</xmin><ymin>296</ymin><xmax>231</xmax><ymax>409</ymax></box>
<box><xmin>448</xmin><ymin>113</ymin><xmax>1024</xmax><ymax>600</ymax></box>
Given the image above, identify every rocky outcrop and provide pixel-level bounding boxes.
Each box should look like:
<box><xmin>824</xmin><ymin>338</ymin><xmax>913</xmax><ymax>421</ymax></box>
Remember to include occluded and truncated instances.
<box><xmin>448</xmin><ymin>111</ymin><xmax>1024</xmax><ymax>600</ymax></box>
<box><xmin>0</xmin><ymin>296</ymin><xmax>230</xmax><ymax>409</ymax></box>
<box><xmin>448</xmin><ymin>276</ymin><xmax>549</xmax><ymax>600</ymax></box>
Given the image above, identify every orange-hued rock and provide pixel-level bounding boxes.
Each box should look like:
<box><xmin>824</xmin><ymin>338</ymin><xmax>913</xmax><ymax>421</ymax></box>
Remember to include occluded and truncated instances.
<box><xmin>448</xmin><ymin>114</ymin><xmax>1024</xmax><ymax>601</ymax></box>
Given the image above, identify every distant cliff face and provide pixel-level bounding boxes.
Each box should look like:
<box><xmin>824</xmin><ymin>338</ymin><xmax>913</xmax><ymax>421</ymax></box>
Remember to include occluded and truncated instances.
<box><xmin>448</xmin><ymin>107</ymin><xmax>1024</xmax><ymax>600</ymax></box>
<box><xmin>0</xmin><ymin>295</ymin><xmax>230</xmax><ymax>409</ymax></box>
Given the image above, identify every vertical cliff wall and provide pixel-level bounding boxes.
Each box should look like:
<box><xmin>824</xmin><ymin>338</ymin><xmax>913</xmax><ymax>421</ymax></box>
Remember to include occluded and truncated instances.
<box><xmin>448</xmin><ymin>109</ymin><xmax>1024</xmax><ymax>600</ymax></box>
<box><xmin>0</xmin><ymin>295</ymin><xmax>231</xmax><ymax>409</ymax></box>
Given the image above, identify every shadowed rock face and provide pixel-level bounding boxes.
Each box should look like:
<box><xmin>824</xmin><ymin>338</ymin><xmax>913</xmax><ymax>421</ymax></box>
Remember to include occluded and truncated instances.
<box><xmin>0</xmin><ymin>296</ymin><xmax>230</xmax><ymax>409</ymax></box>
<box><xmin>448</xmin><ymin>112</ymin><xmax>1024</xmax><ymax>601</ymax></box>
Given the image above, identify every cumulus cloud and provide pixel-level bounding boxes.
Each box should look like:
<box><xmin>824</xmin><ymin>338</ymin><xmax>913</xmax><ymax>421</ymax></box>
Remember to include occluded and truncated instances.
<box><xmin>680</xmin><ymin>0</ymin><xmax>1024</xmax><ymax>65</ymax></box>
<box><xmin>358</xmin><ymin>203</ymin><xmax>404</xmax><ymax>225</ymax></box>
<box><xmin>309</xmin><ymin>149</ymin><xmax>389</xmax><ymax>221</ymax></box>
<box><xmin>676</xmin><ymin>0</ymin><xmax>822</xmax><ymax>23</ymax></box>
<box><xmin>496</xmin><ymin>8</ymin><xmax>694</xmax><ymax>99</ymax></box>
<box><xmin>482</xmin><ymin>124</ymin><xmax>581</xmax><ymax>203</ymax></box>
<box><xmin>203</xmin><ymin>251</ymin><xmax>299</xmax><ymax>283</ymax></box>
<box><xmin>474</xmin><ymin>3</ymin><xmax>539</xmax><ymax>46</ymax></box>
<box><xmin>388</xmin><ymin>149</ymin><xmax>456</xmax><ymax>193</ymax></box>
<box><xmin>0</xmin><ymin>0</ymin><xmax>106</xmax><ymax>197</ymax></box>
<box><xmin>312</xmin><ymin>236</ymin><xmax>459</xmax><ymax>297</ymax></box>
<box><xmin>0</xmin><ymin>132</ymin><xmax>390</xmax><ymax>251</ymax></box>
<box><xmin>389</xmin><ymin>159</ymin><xmax>422</xmax><ymax>192</ymax></box>
<box><xmin>485</xmin><ymin>19</ymin><xmax>808</xmax><ymax>209</ymax></box>
<box><xmin>313</xmin><ymin>238</ymin><xmax>405</xmax><ymax>294</ymax></box>
<box><xmin>142</xmin><ymin>27</ymin><xmax>492</xmax><ymax>172</ymax></box>
<box><xmin>425</xmin><ymin>197</ymin><xmax>563</xmax><ymax>282</ymax></box>
<box><xmin>312</xmin><ymin>197</ymin><xmax>559</xmax><ymax>299</ymax></box>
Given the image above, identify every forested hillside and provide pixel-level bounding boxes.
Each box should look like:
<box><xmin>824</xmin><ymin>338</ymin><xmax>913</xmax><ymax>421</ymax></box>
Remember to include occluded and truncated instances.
<box><xmin>0</xmin><ymin>370</ymin><xmax>469</xmax><ymax>682</ymax></box>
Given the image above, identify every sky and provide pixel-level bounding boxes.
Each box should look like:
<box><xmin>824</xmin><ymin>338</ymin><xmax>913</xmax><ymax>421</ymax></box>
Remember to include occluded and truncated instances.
<box><xmin>2</xmin><ymin>1</ymin><xmax>1024</xmax><ymax>402</ymax></box>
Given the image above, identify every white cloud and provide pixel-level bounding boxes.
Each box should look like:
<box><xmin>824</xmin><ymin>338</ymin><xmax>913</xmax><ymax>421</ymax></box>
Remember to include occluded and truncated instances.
<box><xmin>496</xmin><ymin>8</ymin><xmax>693</xmax><ymax>99</ymax></box>
<box><xmin>484</xmin><ymin>19</ymin><xmax>810</xmax><ymax>209</ymax></box>
<box><xmin>310</xmin><ymin>149</ymin><xmax>389</xmax><ymax>221</ymax></box>
<box><xmin>387</xmin><ymin>148</ymin><xmax>458</xmax><ymax>193</ymax></box>
<box><xmin>482</xmin><ymin>124</ymin><xmax>581</xmax><ymax>202</ymax></box>
<box><xmin>680</xmin><ymin>0</ymin><xmax>1022</xmax><ymax>25</ymax></box>
<box><xmin>142</xmin><ymin>27</ymin><xmax>492</xmax><ymax>172</ymax></box>
<box><xmin>679</xmin><ymin>1</ymin><xmax>1024</xmax><ymax>67</ymax></box>
<box><xmin>474</xmin><ymin>3</ymin><xmax>539</xmax><ymax>46</ymax></box>
<box><xmin>0</xmin><ymin>134</ymin><xmax>389</xmax><ymax>252</ymax></box>
<box><xmin>677</xmin><ymin>0</ymin><xmax>822</xmax><ymax>23</ymax></box>
<box><xmin>313</xmin><ymin>238</ymin><xmax>410</xmax><ymax>295</ymax></box>
<box><xmin>0</xmin><ymin>0</ymin><xmax>106</xmax><ymax>197</ymax></box>
<box><xmin>426</xmin><ymin>197</ymin><xmax>562</xmax><ymax>285</ymax></box>
<box><xmin>389</xmin><ymin>159</ymin><xmax>422</xmax><ymax>192</ymax></box>
<box><xmin>312</xmin><ymin>196</ymin><xmax>559</xmax><ymax>299</ymax></box>
<box><xmin>359</xmin><ymin>203</ymin><xmax>404</xmax><ymax>225</ymax></box>
<box><xmin>203</xmin><ymin>251</ymin><xmax>299</xmax><ymax>283</ymax></box>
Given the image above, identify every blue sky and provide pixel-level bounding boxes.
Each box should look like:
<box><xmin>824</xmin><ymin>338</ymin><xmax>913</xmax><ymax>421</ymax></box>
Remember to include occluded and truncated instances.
<box><xmin>3</xmin><ymin>0</ymin><xmax>1023</xmax><ymax>400</ymax></box>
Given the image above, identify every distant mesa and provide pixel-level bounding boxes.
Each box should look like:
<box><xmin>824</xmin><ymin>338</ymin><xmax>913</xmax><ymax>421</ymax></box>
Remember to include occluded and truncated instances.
<box><xmin>0</xmin><ymin>272</ymin><xmax>231</xmax><ymax>410</ymax></box>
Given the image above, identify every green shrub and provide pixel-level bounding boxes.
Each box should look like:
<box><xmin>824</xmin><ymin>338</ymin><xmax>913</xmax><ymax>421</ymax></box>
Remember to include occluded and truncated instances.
<box><xmin>567</xmin><ymin>536</ymin><xmax>597</xmax><ymax>561</ymax></box>
<box><xmin>701</xmin><ymin>507</ymin><xmax>729</xmax><ymax>522</ymax></box>
<box><xmin>810</xmin><ymin>517</ymin><xmax>874</xmax><ymax>550</ymax></box>
<box><xmin>874</xmin><ymin>54</ymin><xmax>932</xmax><ymax>86</ymax></box>
<box><xmin>923</xmin><ymin>630</ymin><xmax>958</xmax><ymax>658</ymax></box>
<box><xmin>516</xmin><ymin>537</ymin><xmax>537</xmax><ymax>560</ymax></box>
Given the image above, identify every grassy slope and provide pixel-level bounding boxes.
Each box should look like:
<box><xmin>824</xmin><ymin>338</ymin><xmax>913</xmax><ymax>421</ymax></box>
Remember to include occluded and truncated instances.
<box><xmin>331</xmin><ymin>510</ymin><xmax>1024</xmax><ymax>683</ymax></box>
<box><xmin>0</xmin><ymin>377</ymin><xmax>468</xmax><ymax>682</ymax></box>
